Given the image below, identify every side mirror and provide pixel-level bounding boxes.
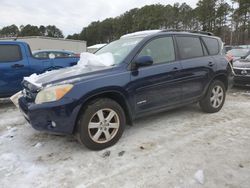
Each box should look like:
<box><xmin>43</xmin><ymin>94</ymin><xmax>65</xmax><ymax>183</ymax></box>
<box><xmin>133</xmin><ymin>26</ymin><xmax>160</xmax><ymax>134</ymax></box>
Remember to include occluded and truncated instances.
<box><xmin>49</xmin><ymin>53</ymin><xmax>56</xmax><ymax>59</ymax></box>
<box><xmin>134</xmin><ymin>56</ymin><xmax>153</xmax><ymax>68</ymax></box>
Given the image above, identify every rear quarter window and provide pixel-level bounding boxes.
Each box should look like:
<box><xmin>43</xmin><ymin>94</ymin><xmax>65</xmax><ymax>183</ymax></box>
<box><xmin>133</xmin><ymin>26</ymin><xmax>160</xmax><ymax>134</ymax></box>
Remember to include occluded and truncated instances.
<box><xmin>202</xmin><ymin>37</ymin><xmax>220</xmax><ymax>55</ymax></box>
<box><xmin>0</xmin><ymin>44</ymin><xmax>22</xmax><ymax>62</ymax></box>
<box><xmin>176</xmin><ymin>36</ymin><xmax>203</xmax><ymax>59</ymax></box>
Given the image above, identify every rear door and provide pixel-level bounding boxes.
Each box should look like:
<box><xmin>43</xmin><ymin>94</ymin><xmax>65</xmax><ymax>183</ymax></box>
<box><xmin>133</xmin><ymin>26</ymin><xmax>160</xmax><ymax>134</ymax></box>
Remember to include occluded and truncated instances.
<box><xmin>175</xmin><ymin>35</ymin><xmax>216</xmax><ymax>101</ymax></box>
<box><xmin>0</xmin><ymin>44</ymin><xmax>31</xmax><ymax>97</ymax></box>
<box><xmin>129</xmin><ymin>36</ymin><xmax>182</xmax><ymax>115</ymax></box>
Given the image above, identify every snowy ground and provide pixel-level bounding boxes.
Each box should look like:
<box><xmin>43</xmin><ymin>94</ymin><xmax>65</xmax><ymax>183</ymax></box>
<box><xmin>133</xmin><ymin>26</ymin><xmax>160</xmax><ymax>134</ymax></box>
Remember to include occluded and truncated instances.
<box><xmin>0</xmin><ymin>87</ymin><xmax>250</xmax><ymax>188</ymax></box>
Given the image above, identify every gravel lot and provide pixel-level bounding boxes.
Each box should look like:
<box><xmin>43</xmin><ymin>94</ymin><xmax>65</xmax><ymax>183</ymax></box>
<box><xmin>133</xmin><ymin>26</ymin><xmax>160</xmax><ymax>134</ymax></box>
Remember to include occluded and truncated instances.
<box><xmin>0</xmin><ymin>87</ymin><xmax>250</xmax><ymax>188</ymax></box>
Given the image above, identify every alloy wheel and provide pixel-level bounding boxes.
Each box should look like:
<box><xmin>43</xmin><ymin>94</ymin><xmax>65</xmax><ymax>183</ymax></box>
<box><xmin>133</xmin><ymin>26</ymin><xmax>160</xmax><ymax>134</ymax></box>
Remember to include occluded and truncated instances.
<box><xmin>88</xmin><ymin>108</ymin><xmax>120</xmax><ymax>144</ymax></box>
<box><xmin>210</xmin><ymin>85</ymin><xmax>224</xmax><ymax>108</ymax></box>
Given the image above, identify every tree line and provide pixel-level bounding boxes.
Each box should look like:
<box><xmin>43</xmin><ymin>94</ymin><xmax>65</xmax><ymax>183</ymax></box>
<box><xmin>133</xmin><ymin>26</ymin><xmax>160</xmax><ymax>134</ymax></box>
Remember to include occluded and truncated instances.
<box><xmin>0</xmin><ymin>0</ymin><xmax>249</xmax><ymax>46</ymax></box>
<box><xmin>67</xmin><ymin>0</ymin><xmax>249</xmax><ymax>46</ymax></box>
<box><xmin>0</xmin><ymin>24</ymin><xmax>64</xmax><ymax>38</ymax></box>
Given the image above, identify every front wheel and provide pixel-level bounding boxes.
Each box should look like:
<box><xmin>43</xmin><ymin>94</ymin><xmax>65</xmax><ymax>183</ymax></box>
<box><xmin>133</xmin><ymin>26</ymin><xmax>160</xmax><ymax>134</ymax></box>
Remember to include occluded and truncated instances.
<box><xmin>76</xmin><ymin>98</ymin><xmax>126</xmax><ymax>150</ymax></box>
<box><xmin>199</xmin><ymin>80</ymin><xmax>226</xmax><ymax>113</ymax></box>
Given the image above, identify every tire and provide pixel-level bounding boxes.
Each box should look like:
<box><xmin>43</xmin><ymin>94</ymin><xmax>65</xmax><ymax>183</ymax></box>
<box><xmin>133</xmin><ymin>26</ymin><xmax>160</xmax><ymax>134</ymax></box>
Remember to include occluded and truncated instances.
<box><xmin>199</xmin><ymin>80</ymin><xmax>226</xmax><ymax>113</ymax></box>
<box><xmin>76</xmin><ymin>98</ymin><xmax>126</xmax><ymax>150</ymax></box>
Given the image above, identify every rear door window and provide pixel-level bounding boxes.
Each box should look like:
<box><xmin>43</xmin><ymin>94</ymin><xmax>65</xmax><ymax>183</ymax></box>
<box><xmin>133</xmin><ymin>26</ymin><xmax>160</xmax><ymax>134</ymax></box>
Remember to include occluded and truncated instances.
<box><xmin>137</xmin><ymin>37</ymin><xmax>175</xmax><ymax>64</ymax></box>
<box><xmin>34</xmin><ymin>52</ymin><xmax>49</xmax><ymax>59</ymax></box>
<box><xmin>176</xmin><ymin>36</ymin><xmax>203</xmax><ymax>59</ymax></box>
<box><xmin>202</xmin><ymin>37</ymin><xmax>219</xmax><ymax>55</ymax></box>
<box><xmin>54</xmin><ymin>52</ymin><xmax>71</xmax><ymax>58</ymax></box>
<box><xmin>0</xmin><ymin>45</ymin><xmax>22</xmax><ymax>62</ymax></box>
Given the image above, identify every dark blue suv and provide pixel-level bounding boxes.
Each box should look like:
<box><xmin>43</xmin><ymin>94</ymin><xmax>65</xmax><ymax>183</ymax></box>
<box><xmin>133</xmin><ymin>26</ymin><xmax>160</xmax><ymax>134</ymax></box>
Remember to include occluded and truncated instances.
<box><xmin>18</xmin><ymin>30</ymin><xmax>229</xmax><ymax>150</ymax></box>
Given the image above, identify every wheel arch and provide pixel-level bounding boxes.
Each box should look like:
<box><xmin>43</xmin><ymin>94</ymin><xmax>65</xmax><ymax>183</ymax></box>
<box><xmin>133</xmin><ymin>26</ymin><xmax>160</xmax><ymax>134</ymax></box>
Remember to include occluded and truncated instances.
<box><xmin>212</xmin><ymin>73</ymin><xmax>228</xmax><ymax>90</ymax></box>
<box><xmin>201</xmin><ymin>73</ymin><xmax>228</xmax><ymax>99</ymax></box>
<box><xmin>73</xmin><ymin>89</ymin><xmax>133</xmax><ymax>133</ymax></box>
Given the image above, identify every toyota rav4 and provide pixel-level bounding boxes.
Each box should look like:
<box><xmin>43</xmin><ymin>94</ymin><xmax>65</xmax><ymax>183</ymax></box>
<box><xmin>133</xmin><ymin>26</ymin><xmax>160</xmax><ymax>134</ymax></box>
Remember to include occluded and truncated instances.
<box><xmin>18</xmin><ymin>30</ymin><xmax>229</xmax><ymax>150</ymax></box>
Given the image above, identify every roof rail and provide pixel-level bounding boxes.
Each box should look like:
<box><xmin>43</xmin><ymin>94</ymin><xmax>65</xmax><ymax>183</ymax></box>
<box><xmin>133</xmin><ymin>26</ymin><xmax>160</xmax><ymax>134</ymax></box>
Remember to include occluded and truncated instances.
<box><xmin>161</xmin><ymin>29</ymin><xmax>214</xmax><ymax>36</ymax></box>
<box><xmin>120</xmin><ymin>30</ymin><xmax>162</xmax><ymax>39</ymax></box>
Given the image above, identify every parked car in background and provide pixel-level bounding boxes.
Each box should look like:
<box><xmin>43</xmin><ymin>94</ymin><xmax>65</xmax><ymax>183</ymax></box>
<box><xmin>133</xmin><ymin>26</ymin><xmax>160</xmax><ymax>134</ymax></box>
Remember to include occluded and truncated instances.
<box><xmin>238</xmin><ymin>45</ymin><xmax>250</xmax><ymax>49</ymax></box>
<box><xmin>224</xmin><ymin>45</ymin><xmax>242</xmax><ymax>53</ymax></box>
<box><xmin>227</xmin><ymin>48</ymin><xmax>250</xmax><ymax>62</ymax></box>
<box><xmin>233</xmin><ymin>54</ymin><xmax>250</xmax><ymax>86</ymax></box>
<box><xmin>224</xmin><ymin>45</ymin><xmax>233</xmax><ymax>52</ymax></box>
<box><xmin>0</xmin><ymin>41</ymin><xmax>80</xmax><ymax>97</ymax></box>
<box><xmin>32</xmin><ymin>50</ymin><xmax>80</xmax><ymax>69</ymax></box>
<box><xmin>18</xmin><ymin>30</ymin><xmax>229</xmax><ymax>150</ymax></box>
<box><xmin>33</xmin><ymin>50</ymin><xmax>80</xmax><ymax>58</ymax></box>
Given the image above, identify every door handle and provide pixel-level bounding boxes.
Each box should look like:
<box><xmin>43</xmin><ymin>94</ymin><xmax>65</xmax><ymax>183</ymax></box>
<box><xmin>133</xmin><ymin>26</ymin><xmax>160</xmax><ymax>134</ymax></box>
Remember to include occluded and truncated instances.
<box><xmin>208</xmin><ymin>62</ymin><xmax>215</xmax><ymax>67</ymax></box>
<box><xmin>11</xmin><ymin>64</ymin><xmax>24</xmax><ymax>68</ymax></box>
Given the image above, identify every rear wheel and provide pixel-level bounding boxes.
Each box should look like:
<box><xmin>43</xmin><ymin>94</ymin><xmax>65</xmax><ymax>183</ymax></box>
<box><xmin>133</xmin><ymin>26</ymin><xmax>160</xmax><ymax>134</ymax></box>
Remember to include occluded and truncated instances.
<box><xmin>76</xmin><ymin>98</ymin><xmax>126</xmax><ymax>150</ymax></box>
<box><xmin>199</xmin><ymin>80</ymin><xmax>226</xmax><ymax>113</ymax></box>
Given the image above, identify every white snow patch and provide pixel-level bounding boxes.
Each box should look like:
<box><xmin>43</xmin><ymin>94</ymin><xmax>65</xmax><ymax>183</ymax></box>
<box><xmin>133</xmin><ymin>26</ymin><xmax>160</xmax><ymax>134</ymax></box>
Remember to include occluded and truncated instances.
<box><xmin>24</xmin><ymin>164</ymin><xmax>47</xmax><ymax>179</ymax></box>
<box><xmin>23</xmin><ymin>73</ymin><xmax>42</xmax><ymax>87</ymax></box>
<box><xmin>77</xmin><ymin>52</ymin><xmax>114</xmax><ymax>67</ymax></box>
<box><xmin>23</xmin><ymin>52</ymin><xmax>114</xmax><ymax>87</ymax></box>
<box><xmin>0</xmin><ymin>126</ymin><xmax>19</xmax><ymax>140</ymax></box>
<box><xmin>0</xmin><ymin>111</ymin><xmax>26</xmax><ymax>127</ymax></box>
<box><xmin>0</xmin><ymin>153</ymin><xmax>19</xmax><ymax>163</ymax></box>
<box><xmin>194</xmin><ymin>170</ymin><xmax>205</xmax><ymax>184</ymax></box>
<box><xmin>7</xmin><ymin>126</ymin><xmax>18</xmax><ymax>132</ymax></box>
<box><xmin>34</xmin><ymin>142</ymin><xmax>43</xmax><ymax>148</ymax></box>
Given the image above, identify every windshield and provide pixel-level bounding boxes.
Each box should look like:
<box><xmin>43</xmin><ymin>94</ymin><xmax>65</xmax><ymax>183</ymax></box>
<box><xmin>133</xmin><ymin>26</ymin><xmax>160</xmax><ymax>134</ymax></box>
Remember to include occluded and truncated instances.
<box><xmin>228</xmin><ymin>49</ymin><xmax>249</xmax><ymax>57</ymax></box>
<box><xmin>95</xmin><ymin>37</ymin><xmax>143</xmax><ymax>65</ymax></box>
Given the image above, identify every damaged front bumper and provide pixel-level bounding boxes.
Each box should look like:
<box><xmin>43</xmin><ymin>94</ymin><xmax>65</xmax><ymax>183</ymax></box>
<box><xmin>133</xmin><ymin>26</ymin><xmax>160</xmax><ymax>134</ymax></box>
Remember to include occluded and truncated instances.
<box><xmin>18</xmin><ymin>96</ymin><xmax>81</xmax><ymax>134</ymax></box>
<box><xmin>10</xmin><ymin>91</ymin><xmax>23</xmax><ymax>109</ymax></box>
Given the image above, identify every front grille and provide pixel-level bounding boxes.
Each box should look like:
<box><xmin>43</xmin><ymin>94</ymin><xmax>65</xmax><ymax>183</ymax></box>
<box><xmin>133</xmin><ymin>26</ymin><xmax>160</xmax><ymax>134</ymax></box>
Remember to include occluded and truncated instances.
<box><xmin>22</xmin><ymin>88</ymin><xmax>37</xmax><ymax>102</ymax></box>
<box><xmin>21</xmin><ymin>80</ymin><xmax>40</xmax><ymax>102</ymax></box>
<box><xmin>233</xmin><ymin>68</ymin><xmax>250</xmax><ymax>76</ymax></box>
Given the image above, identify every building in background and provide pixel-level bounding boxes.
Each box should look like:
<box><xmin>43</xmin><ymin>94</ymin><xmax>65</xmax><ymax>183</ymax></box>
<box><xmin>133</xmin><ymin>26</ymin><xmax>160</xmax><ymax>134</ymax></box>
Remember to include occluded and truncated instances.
<box><xmin>0</xmin><ymin>36</ymin><xmax>86</xmax><ymax>53</ymax></box>
<box><xmin>87</xmin><ymin>43</ymin><xmax>107</xmax><ymax>53</ymax></box>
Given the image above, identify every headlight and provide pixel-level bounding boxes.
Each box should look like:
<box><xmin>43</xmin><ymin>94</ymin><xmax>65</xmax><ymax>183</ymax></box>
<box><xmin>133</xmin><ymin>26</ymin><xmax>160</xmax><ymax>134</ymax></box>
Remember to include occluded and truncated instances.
<box><xmin>35</xmin><ymin>84</ymin><xmax>73</xmax><ymax>104</ymax></box>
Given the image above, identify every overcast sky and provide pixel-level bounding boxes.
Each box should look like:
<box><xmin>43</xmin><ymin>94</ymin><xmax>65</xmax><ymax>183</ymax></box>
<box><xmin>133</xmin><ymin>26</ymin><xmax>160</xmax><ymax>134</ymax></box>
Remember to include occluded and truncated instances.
<box><xmin>0</xmin><ymin>0</ymin><xmax>198</xmax><ymax>36</ymax></box>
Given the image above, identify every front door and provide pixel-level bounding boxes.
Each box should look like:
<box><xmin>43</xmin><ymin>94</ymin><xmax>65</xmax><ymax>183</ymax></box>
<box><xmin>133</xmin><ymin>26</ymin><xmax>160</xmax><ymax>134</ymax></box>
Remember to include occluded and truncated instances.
<box><xmin>129</xmin><ymin>36</ymin><xmax>183</xmax><ymax>116</ymax></box>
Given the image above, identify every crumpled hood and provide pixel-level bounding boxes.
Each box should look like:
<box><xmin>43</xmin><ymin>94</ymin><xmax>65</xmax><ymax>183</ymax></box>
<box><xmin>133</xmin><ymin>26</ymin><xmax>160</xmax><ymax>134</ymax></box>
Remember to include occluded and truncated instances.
<box><xmin>233</xmin><ymin>60</ymin><xmax>250</xmax><ymax>68</ymax></box>
<box><xmin>23</xmin><ymin>52</ymin><xmax>115</xmax><ymax>90</ymax></box>
<box><xmin>23</xmin><ymin>65</ymin><xmax>113</xmax><ymax>91</ymax></box>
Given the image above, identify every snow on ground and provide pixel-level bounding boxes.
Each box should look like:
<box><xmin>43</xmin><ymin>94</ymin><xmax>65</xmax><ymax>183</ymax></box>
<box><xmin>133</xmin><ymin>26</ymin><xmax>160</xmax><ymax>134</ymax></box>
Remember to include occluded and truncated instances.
<box><xmin>0</xmin><ymin>88</ymin><xmax>250</xmax><ymax>188</ymax></box>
